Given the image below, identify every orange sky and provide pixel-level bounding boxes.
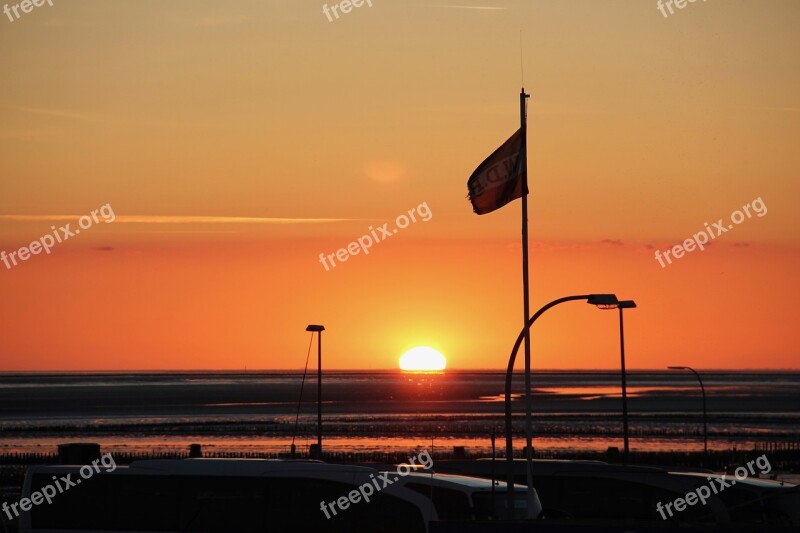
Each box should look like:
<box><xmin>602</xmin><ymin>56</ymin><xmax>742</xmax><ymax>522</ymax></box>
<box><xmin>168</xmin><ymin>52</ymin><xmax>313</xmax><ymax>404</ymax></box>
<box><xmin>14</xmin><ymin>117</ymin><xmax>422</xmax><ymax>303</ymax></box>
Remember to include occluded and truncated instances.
<box><xmin>1</xmin><ymin>1</ymin><xmax>798</xmax><ymax>370</ymax></box>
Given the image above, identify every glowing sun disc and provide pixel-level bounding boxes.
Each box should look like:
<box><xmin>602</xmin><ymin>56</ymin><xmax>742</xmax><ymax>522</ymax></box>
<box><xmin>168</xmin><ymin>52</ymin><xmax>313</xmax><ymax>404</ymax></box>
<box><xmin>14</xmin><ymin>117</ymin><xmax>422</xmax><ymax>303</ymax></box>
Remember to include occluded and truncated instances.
<box><xmin>399</xmin><ymin>347</ymin><xmax>447</xmax><ymax>371</ymax></box>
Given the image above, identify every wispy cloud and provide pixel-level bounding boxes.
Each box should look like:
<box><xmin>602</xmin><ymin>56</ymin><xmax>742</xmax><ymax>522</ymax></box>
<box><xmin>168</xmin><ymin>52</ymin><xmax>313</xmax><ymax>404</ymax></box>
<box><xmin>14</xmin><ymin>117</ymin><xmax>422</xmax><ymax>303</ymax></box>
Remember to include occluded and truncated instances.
<box><xmin>741</xmin><ymin>106</ymin><xmax>800</xmax><ymax>113</ymax></box>
<box><xmin>0</xmin><ymin>215</ymin><xmax>357</xmax><ymax>224</ymax></box>
<box><xmin>9</xmin><ymin>106</ymin><xmax>101</xmax><ymax>123</ymax></box>
<box><xmin>192</xmin><ymin>15</ymin><xmax>249</xmax><ymax>28</ymax></box>
<box><xmin>431</xmin><ymin>5</ymin><xmax>508</xmax><ymax>10</ymax></box>
<box><xmin>5</xmin><ymin>106</ymin><xmax>213</xmax><ymax>130</ymax></box>
<box><xmin>427</xmin><ymin>102</ymin><xmax>609</xmax><ymax>116</ymax></box>
<box><xmin>42</xmin><ymin>18</ymin><xmax>95</xmax><ymax>28</ymax></box>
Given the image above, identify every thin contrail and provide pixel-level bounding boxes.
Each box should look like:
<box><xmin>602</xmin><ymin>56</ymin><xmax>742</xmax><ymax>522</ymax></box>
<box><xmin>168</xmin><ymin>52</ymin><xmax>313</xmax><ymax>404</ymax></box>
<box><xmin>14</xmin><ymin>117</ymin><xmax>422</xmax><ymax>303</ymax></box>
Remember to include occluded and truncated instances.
<box><xmin>0</xmin><ymin>215</ymin><xmax>358</xmax><ymax>224</ymax></box>
<box><xmin>9</xmin><ymin>106</ymin><xmax>100</xmax><ymax>122</ymax></box>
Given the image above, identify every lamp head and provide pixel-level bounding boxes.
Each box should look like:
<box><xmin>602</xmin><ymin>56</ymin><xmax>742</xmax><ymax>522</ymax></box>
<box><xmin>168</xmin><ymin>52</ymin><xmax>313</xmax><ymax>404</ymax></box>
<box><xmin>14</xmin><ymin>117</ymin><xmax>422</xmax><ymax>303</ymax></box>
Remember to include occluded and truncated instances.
<box><xmin>306</xmin><ymin>325</ymin><xmax>325</xmax><ymax>332</ymax></box>
<box><xmin>618</xmin><ymin>300</ymin><xmax>637</xmax><ymax>309</ymax></box>
<box><xmin>587</xmin><ymin>294</ymin><xmax>619</xmax><ymax>309</ymax></box>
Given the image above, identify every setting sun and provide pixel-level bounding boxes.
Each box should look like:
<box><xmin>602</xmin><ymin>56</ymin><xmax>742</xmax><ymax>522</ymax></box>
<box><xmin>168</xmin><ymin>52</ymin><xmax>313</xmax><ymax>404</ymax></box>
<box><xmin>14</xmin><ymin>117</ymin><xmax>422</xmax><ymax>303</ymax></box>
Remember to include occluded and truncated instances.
<box><xmin>399</xmin><ymin>347</ymin><xmax>447</xmax><ymax>372</ymax></box>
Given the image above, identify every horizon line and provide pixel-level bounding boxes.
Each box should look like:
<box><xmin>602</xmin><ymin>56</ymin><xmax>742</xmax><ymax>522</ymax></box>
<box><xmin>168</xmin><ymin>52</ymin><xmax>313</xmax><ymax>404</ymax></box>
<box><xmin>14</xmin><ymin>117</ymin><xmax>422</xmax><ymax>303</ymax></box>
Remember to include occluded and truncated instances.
<box><xmin>1</xmin><ymin>368</ymin><xmax>798</xmax><ymax>374</ymax></box>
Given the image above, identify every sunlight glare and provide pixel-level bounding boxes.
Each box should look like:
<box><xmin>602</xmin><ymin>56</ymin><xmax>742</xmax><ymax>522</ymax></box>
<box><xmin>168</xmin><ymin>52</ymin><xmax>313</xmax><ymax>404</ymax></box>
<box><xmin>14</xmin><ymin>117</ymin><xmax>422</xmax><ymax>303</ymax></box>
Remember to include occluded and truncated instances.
<box><xmin>399</xmin><ymin>347</ymin><xmax>446</xmax><ymax>372</ymax></box>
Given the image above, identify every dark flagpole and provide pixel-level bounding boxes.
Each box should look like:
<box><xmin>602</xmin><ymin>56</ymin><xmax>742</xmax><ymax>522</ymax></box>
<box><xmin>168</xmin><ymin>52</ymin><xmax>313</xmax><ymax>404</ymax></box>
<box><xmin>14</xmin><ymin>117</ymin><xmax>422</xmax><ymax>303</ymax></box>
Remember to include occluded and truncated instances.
<box><xmin>505</xmin><ymin>88</ymin><xmax>532</xmax><ymax>519</ymax></box>
<box><xmin>519</xmin><ymin>87</ymin><xmax>535</xmax><ymax>519</ymax></box>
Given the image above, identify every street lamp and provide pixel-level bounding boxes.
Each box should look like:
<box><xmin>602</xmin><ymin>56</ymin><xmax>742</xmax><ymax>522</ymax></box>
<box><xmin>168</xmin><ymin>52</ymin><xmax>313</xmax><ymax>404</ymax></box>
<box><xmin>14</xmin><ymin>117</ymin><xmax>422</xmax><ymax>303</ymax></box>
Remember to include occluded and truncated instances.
<box><xmin>668</xmin><ymin>366</ymin><xmax>707</xmax><ymax>454</ymax></box>
<box><xmin>616</xmin><ymin>300</ymin><xmax>636</xmax><ymax>460</ymax></box>
<box><xmin>306</xmin><ymin>324</ymin><xmax>325</xmax><ymax>458</ymax></box>
<box><xmin>504</xmin><ymin>293</ymin><xmax>619</xmax><ymax>518</ymax></box>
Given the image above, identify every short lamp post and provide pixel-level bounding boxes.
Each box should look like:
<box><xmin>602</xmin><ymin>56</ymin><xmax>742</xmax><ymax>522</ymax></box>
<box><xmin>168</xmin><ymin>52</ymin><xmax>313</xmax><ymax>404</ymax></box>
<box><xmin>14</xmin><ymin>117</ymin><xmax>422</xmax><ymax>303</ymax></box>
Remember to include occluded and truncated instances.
<box><xmin>306</xmin><ymin>324</ymin><xmax>325</xmax><ymax>458</ymax></box>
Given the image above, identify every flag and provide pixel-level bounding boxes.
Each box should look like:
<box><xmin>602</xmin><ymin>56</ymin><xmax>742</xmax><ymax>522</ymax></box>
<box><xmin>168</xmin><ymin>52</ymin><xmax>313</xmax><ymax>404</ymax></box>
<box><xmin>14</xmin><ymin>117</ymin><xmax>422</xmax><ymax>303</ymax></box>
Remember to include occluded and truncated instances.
<box><xmin>467</xmin><ymin>127</ymin><xmax>527</xmax><ymax>215</ymax></box>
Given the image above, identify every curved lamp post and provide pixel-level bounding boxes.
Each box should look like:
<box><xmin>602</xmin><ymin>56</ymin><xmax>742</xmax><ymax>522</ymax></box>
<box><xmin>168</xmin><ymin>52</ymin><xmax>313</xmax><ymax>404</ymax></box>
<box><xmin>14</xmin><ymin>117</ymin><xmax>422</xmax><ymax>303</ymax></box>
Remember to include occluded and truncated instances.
<box><xmin>504</xmin><ymin>293</ymin><xmax>619</xmax><ymax>517</ymax></box>
<box><xmin>668</xmin><ymin>365</ymin><xmax>707</xmax><ymax>454</ymax></box>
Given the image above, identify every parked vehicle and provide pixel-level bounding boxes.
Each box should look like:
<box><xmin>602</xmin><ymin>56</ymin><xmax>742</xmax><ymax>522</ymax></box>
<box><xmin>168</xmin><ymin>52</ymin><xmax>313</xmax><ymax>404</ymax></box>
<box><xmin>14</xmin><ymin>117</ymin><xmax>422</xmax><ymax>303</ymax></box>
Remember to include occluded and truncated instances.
<box><xmin>435</xmin><ymin>458</ymin><xmax>799</xmax><ymax>527</ymax></box>
<box><xmin>18</xmin><ymin>459</ymin><xmax>437</xmax><ymax>532</ymax></box>
<box><xmin>393</xmin><ymin>471</ymin><xmax>541</xmax><ymax>521</ymax></box>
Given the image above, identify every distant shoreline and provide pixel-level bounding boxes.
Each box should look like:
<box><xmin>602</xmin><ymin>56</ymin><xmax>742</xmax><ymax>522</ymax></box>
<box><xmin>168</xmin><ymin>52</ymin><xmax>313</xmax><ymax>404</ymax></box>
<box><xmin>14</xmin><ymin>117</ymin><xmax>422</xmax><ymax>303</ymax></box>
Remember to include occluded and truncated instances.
<box><xmin>2</xmin><ymin>369</ymin><xmax>799</xmax><ymax>375</ymax></box>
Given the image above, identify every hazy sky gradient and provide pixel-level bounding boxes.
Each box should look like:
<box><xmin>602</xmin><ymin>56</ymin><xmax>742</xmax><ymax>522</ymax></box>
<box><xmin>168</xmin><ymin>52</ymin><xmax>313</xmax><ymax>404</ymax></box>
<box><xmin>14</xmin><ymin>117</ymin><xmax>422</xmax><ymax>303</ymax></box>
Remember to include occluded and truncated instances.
<box><xmin>1</xmin><ymin>0</ymin><xmax>798</xmax><ymax>370</ymax></box>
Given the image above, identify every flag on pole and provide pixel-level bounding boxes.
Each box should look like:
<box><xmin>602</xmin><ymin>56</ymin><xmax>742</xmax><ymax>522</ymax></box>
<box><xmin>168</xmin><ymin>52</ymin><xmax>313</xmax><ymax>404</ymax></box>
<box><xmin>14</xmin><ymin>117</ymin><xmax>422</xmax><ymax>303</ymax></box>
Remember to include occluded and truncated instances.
<box><xmin>466</xmin><ymin>128</ymin><xmax>528</xmax><ymax>215</ymax></box>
